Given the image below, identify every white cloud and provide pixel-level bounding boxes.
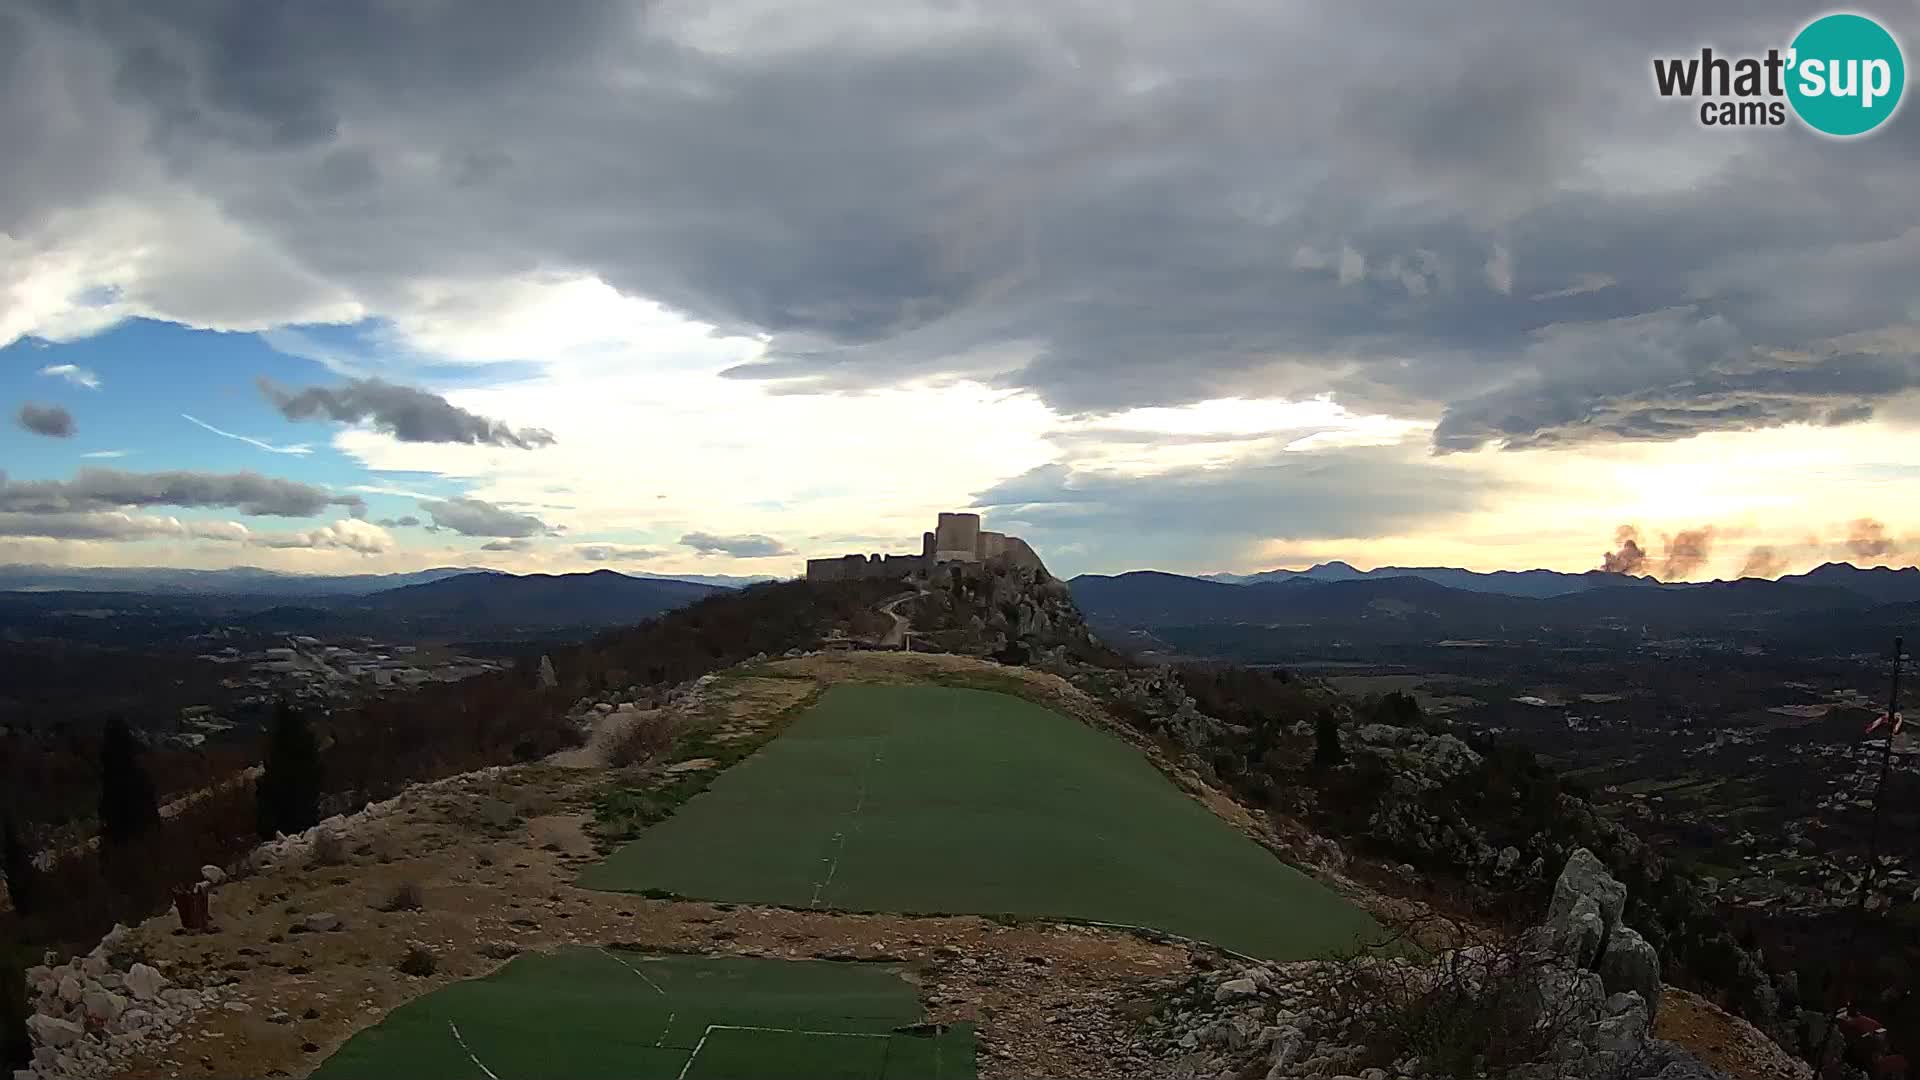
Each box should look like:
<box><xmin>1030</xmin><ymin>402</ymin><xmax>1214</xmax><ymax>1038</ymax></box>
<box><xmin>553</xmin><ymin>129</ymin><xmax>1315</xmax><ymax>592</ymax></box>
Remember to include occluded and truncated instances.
<box><xmin>39</xmin><ymin>363</ymin><xmax>100</xmax><ymax>389</ymax></box>
<box><xmin>246</xmin><ymin>518</ymin><xmax>395</xmax><ymax>554</ymax></box>
<box><xmin>1337</xmin><ymin>244</ymin><xmax>1367</xmax><ymax>286</ymax></box>
<box><xmin>1530</xmin><ymin>273</ymin><xmax>1615</xmax><ymax>301</ymax></box>
<box><xmin>1485</xmin><ymin>242</ymin><xmax>1513</xmax><ymax>295</ymax></box>
<box><xmin>325</xmin><ymin>309</ymin><xmax>1061</xmax><ymax>570</ymax></box>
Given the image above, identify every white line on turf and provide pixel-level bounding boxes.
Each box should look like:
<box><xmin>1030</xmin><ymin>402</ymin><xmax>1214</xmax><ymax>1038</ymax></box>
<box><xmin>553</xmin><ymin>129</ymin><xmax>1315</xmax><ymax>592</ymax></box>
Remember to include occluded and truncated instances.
<box><xmin>448</xmin><ymin>1020</ymin><xmax>502</xmax><ymax>1080</ymax></box>
<box><xmin>599</xmin><ymin>948</ymin><xmax>676</xmax><ymax>1045</ymax></box>
<box><xmin>599</xmin><ymin>948</ymin><xmax>669</xmax><ymax>996</ymax></box>
<box><xmin>810</xmin><ymin>747</ymin><xmax>882</xmax><ymax>908</ymax></box>
<box><xmin>676</xmin><ymin>1024</ymin><xmax>893</xmax><ymax>1080</ymax></box>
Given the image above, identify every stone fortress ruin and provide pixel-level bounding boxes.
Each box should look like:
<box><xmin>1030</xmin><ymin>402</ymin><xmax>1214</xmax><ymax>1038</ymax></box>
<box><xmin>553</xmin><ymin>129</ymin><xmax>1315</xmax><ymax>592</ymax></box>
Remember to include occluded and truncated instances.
<box><xmin>806</xmin><ymin>512</ymin><xmax>1044</xmax><ymax>582</ymax></box>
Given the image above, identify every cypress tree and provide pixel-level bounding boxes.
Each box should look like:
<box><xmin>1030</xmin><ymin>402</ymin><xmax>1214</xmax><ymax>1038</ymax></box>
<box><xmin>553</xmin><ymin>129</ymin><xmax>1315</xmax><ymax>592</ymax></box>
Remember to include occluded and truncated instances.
<box><xmin>0</xmin><ymin>815</ymin><xmax>36</xmax><ymax>917</ymax></box>
<box><xmin>98</xmin><ymin>717</ymin><xmax>160</xmax><ymax>847</ymax></box>
<box><xmin>1312</xmin><ymin>709</ymin><xmax>1346</xmax><ymax>770</ymax></box>
<box><xmin>256</xmin><ymin>701</ymin><xmax>324</xmax><ymax>840</ymax></box>
<box><xmin>1</xmin><ymin>947</ymin><xmax>28</xmax><ymax>1071</ymax></box>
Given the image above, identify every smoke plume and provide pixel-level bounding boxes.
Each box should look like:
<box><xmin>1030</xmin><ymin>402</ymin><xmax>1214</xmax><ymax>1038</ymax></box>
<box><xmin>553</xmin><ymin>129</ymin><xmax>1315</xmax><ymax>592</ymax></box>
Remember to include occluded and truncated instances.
<box><xmin>1599</xmin><ymin>525</ymin><xmax>1647</xmax><ymax>575</ymax></box>
<box><xmin>1847</xmin><ymin>518</ymin><xmax>1893</xmax><ymax>558</ymax></box>
<box><xmin>1660</xmin><ymin>527</ymin><xmax>1715</xmax><ymax>581</ymax></box>
<box><xmin>1739</xmin><ymin>546</ymin><xmax>1787</xmax><ymax>579</ymax></box>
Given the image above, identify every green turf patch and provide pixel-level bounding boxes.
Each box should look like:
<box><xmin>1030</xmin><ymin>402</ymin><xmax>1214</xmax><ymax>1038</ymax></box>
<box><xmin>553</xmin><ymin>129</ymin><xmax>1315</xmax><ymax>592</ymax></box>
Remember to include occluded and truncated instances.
<box><xmin>580</xmin><ymin>684</ymin><xmax>1381</xmax><ymax>960</ymax></box>
<box><xmin>311</xmin><ymin>947</ymin><xmax>973</xmax><ymax>1080</ymax></box>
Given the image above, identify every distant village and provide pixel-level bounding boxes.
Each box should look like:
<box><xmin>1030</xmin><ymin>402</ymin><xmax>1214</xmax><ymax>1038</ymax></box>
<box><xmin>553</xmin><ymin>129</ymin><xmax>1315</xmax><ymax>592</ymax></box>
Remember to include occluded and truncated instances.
<box><xmin>158</xmin><ymin>636</ymin><xmax>505</xmax><ymax>749</ymax></box>
<box><xmin>1476</xmin><ymin>679</ymin><xmax>1919</xmax><ymax>917</ymax></box>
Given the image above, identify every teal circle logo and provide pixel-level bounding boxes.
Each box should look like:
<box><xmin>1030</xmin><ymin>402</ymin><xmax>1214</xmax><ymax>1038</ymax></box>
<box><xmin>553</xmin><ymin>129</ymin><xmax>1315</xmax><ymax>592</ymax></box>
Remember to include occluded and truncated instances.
<box><xmin>1787</xmin><ymin>12</ymin><xmax>1905</xmax><ymax>136</ymax></box>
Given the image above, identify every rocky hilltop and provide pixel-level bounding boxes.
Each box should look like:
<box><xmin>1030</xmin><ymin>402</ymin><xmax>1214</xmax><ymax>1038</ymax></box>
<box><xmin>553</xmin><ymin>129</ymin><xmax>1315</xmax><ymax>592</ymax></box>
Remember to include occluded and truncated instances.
<box><xmin>1136</xmin><ymin>848</ymin><xmax>1810</xmax><ymax>1080</ymax></box>
<box><xmin>906</xmin><ymin>561</ymin><xmax>1837</xmax><ymax>1076</ymax></box>
<box><xmin>5</xmin><ymin>573</ymin><xmax>1838</xmax><ymax>1080</ymax></box>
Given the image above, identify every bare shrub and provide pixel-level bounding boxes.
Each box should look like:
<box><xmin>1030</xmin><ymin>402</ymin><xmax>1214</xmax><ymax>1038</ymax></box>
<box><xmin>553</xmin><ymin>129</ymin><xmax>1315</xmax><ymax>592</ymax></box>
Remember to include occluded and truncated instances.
<box><xmin>1306</xmin><ymin>912</ymin><xmax>1608</xmax><ymax>1079</ymax></box>
<box><xmin>375</xmin><ymin>882</ymin><xmax>424</xmax><ymax>913</ymax></box>
<box><xmin>607</xmin><ymin>714</ymin><xmax>679</xmax><ymax>769</ymax></box>
<box><xmin>397</xmin><ymin>943</ymin><xmax>437</xmax><ymax>977</ymax></box>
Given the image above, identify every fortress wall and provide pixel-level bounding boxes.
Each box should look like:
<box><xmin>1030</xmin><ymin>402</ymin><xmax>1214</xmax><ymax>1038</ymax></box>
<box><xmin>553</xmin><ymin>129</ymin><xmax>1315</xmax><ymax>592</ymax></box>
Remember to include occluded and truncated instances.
<box><xmin>806</xmin><ymin>553</ymin><xmax>922</xmax><ymax>582</ymax></box>
<box><xmin>977</xmin><ymin>531</ymin><xmax>1009</xmax><ymax>560</ymax></box>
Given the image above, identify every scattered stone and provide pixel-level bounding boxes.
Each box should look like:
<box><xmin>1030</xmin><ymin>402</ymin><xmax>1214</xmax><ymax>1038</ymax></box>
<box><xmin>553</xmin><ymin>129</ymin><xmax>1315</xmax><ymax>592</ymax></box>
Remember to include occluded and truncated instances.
<box><xmin>82</xmin><ymin>989</ymin><xmax>126</xmax><ymax>1023</ymax></box>
<box><xmin>1213</xmin><ymin>977</ymin><xmax>1260</xmax><ymax>1003</ymax></box>
<box><xmin>300</xmin><ymin>912</ymin><xmax>343</xmax><ymax>933</ymax></box>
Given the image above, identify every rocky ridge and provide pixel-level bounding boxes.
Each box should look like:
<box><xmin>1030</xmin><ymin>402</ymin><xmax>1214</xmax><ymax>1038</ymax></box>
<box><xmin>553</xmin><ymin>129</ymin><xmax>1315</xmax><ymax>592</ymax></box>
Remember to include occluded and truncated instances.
<box><xmin>1133</xmin><ymin>848</ymin><xmax>1784</xmax><ymax>1080</ymax></box>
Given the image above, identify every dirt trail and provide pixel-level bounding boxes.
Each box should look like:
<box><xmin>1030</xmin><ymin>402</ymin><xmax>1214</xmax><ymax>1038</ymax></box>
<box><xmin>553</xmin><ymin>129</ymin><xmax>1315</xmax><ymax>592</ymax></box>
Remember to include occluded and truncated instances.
<box><xmin>875</xmin><ymin>587</ymin><xmax>921</xmax><ymax>649</ymax></box>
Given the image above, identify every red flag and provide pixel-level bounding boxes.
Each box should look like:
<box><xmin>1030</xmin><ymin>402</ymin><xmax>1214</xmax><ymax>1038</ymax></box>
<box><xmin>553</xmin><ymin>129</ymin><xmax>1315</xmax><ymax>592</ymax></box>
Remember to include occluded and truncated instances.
<box><xmin>1866</xmin><ymin>711</ymin><xmax>1904</xmax><ymax>735</ymax></box>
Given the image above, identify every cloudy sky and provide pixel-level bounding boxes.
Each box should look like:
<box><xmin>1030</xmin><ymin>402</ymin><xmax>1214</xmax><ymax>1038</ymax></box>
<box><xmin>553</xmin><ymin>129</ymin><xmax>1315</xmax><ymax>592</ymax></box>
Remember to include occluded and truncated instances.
<box><xmin>4</xmin><ymin>0</ymin><xmax>1919</xmax><ymax>580</ymax></box>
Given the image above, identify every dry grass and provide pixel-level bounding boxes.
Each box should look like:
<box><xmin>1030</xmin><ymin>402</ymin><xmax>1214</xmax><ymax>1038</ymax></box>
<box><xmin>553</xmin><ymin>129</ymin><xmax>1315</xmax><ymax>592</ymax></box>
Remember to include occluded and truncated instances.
<box><xmin>606</xmin><ymin>713</ymin><xmax>679</xmax><ymax>769</ymax></box>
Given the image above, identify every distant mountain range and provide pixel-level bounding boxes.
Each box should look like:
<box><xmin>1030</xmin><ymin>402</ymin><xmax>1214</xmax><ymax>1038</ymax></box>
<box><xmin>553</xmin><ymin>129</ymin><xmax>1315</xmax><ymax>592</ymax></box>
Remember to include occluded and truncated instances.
<box><xmin>331</xmin><ymin>569</ymin><xmax>720</xmax><ymax>630</ymax></box>
<box><xmin>0</xmin><ymin>569</ymin><xmax>734</xmax><ymax>646</ymax></box>
<box><xmin>0</xmin><ymin>563</ymin><xmax>772</xmax><ymax>596</ymax></box>
<box><xmin>1071</xmin><ymin>562</ymin><xmax>1920</xmax><ymax>654</ymax></box>
<box><xmin>1199</xmin><ymin>559</ymin><xmax>1920</xmax><ymax>603</ymax></box>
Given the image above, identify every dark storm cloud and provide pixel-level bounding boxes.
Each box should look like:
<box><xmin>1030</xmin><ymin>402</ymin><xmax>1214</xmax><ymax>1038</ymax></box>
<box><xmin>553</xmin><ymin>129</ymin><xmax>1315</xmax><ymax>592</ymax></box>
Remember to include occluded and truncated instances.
<box><xmin>680</xmin><ymin>532</ymin><xmax>792</xmax><ymax>558</ymax></box>
<box><xmin>17</xmin><ymin>402</ymin><xmax>75</xmax><ymax>438</ymax></box>
<box><xmin>7</xmin><ymin>0</ymin><xmax>1920</xmax><ymax>459</ymax></box>
<box><xmin>416</xmin><ymin>497</ymin><xmax>550</xmax><ymax>538</ymax></box>
<box><xmin>0</xmin><ymin>467</ymin><xmax>364</xmax><ymax>517</ymax></box>
<box><xmin>259</xmin><ymin>377</ymin><xmax>554</xmax><ymax>448</ymax></box>
<box><xmin>0</xmin><ymin>511</ymin><xmax>243</xmax><ymax>542</ymax></box>
<box><xmin>972</xmin><ymin>443</ymin><xmax>1506</xmax><ymax>572</ymax></box>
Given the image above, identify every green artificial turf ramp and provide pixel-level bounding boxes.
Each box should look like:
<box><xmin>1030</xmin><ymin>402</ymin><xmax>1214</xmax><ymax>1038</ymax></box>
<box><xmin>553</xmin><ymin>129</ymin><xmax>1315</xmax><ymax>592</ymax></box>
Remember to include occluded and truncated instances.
<box><xmin>310</xmin><ymin>948</ymin><xmax>974</xmax><ymax>1080</ymax></box>
<box><xmin>580</xmin><ymin>684</ymin><xmax>1380</xmax><ymax>959</ymax></box>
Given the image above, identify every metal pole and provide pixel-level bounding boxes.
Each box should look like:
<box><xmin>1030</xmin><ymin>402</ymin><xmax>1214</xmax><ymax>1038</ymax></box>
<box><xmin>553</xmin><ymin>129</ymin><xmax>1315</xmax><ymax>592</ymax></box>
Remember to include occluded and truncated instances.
<box><xmin>1852</xmin><ymin>636</ymin><xmax>1906</xmax><ymax>923</ymax></box>
<box><xmin>1816</xmin><ymin>637</ymin><xmax>1905</xmax><ymax>1076</ymax></box>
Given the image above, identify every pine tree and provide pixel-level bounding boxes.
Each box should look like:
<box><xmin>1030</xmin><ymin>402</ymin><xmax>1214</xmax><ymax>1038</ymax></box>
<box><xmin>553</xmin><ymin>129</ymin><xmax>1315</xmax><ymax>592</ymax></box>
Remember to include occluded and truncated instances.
<box><xmin>256</xmin><ymin>701</ymin><xmax>324</xmax><ymax>840</ymax></box>
<box><xmin>1312</xmin><ymin>709</ymin><xmax>1346</xmax><ymax>770</ymax></box>
<box><xmin>98</xmin><ymin>717</ymin><xmax>160</xmax><ymax>847</ymax></box>
<box><xmin>1</xmin><ymin>814</ymin><xmax>37</xmax><ymax>917</ymax></box>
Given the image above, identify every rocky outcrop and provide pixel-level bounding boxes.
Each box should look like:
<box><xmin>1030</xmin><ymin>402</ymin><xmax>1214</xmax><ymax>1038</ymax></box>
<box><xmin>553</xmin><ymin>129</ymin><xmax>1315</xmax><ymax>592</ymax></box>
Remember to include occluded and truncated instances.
<box><xmin>913</xmin><ymin>559</ymin><xmax>1111</xmax><ymax>663</ymax></box>
<box><xmin>1138</xmin><ymin>849</ymin><xmax>1723</xmax><ymax>1080</ymax></box>
<box><xmin>18</xmin><ymin>925</ymin><xmax>231</xmax><ymax>1080</ymax></box>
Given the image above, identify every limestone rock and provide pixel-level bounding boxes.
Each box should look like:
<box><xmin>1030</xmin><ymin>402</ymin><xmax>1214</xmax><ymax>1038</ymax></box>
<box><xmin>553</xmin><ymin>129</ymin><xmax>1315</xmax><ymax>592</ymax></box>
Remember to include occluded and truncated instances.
<box><xmin>1214</xmin><ymin>977</ymin><xmax>1260</xmax><ymax>1003</ymax></box>
<box><xmin>301</xmin><ymin>912</ymin><xmax>343</xmax><ymax>933</ymax></box>
<box><xmin>1496</xmin><ymin>845</ymin><xmax>1521</xmax><ymax>875</ymax></box>
<box><xmin>83</xmin><ymin>989</ymin><xmax>126</xmax><ymax>1022</ymax></box>
<box><xmin>26</xmin><ymin>1015</ymin><xmax>83</xmax><ymax>1048</ymax></box>
<box><xmin>1548</xmin><ymin>848</ymin><xmax>1627</xmax><ymax>938</ymax></box>
<box><xmin>57</xmin><ymin>975</ymin><xmax>82</xmax><ymax>1004</ymax></box>
<box><xmin>201</xmin><ymin>864</ymin><xmax>226</xmax><ymax>886</ymax></box>
<box><xmin>1552</xmin><ymin>893</ymin><xmax>1607</xmax><ymax>968</ymax></box>
<box><xmin>123</xmin><ymin>963</ymin><xmax>167</xmax><ymax>1000</ymax></box>
<box><xmin>1598</xmin><ymin>925</ymin><xmax>1662</xmax><ymax>1019</ymax></box>
<box><xmin>1416</xmin><ymin>734</ymin><xmax>1482</xmax><ymax>780</ymax></box>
